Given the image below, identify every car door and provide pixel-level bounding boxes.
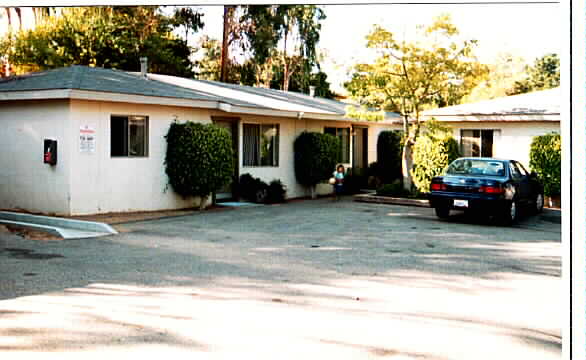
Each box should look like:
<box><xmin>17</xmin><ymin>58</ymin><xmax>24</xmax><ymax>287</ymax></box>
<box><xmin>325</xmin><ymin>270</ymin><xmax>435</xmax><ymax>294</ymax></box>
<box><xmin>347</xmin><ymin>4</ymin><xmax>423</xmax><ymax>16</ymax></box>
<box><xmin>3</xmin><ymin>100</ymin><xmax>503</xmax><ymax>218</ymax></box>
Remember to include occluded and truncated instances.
<box><xmin>510</xmin><ymin>161</ymin><xmax>532</xmax><ymax>205</ymax></box>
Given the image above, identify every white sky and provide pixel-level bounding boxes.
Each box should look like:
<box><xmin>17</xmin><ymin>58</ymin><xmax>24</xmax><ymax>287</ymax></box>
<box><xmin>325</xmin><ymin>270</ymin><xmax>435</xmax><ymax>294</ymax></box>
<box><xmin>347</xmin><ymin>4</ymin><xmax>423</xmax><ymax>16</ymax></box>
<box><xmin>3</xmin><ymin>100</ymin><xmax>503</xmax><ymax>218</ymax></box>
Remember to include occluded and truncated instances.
<box><xmin>192</xmin><ymin>3</ymin><xmax>562</xmax><ymax>93</ymax></box>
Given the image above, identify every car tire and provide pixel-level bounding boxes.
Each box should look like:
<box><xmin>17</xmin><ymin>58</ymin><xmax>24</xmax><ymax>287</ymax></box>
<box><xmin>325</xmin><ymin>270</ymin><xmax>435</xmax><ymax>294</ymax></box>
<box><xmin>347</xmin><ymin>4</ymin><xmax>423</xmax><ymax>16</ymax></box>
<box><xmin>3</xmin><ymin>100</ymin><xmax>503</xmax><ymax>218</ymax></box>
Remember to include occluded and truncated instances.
<box><xmin>534</xmin><ymin>193</ymin><xmax>544</xmax><ymax>214</ymax></box>
<box><xmin>500</xmin><ymin>200</ymin><xmax>518</xmax><ymax>226</ymax></box>
<box><xmin>435</xmin><ymin>206</ymin><xmax>450</xmax><ymax>219</ymax></box>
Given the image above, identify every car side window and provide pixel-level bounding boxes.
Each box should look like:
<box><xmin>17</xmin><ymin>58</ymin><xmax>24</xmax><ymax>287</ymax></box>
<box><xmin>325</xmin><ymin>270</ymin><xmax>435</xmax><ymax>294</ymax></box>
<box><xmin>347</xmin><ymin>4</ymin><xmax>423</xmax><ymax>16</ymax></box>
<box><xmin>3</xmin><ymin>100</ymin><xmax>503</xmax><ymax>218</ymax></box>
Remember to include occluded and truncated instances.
<box><xmin>514</xmin><ymin>161</ymin><xmax>529</xmax><ymax>176</ymax></box>
<box><xmin>509</xmin><ymin>163</ymin><xmax>522</xmax><ymax>180</ymax></box>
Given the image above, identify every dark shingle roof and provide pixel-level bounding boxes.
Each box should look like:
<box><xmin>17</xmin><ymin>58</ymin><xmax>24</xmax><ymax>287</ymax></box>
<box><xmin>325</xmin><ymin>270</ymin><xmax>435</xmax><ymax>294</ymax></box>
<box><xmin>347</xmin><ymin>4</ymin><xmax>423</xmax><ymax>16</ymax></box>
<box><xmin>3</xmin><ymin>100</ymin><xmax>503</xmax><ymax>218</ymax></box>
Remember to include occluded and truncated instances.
<box><xmin>0</xmin><ymin>66</ymin><xmax>221</xmax><ymax>102</ymax></box>
<box><xmin>197</xmin><ymin>79</ymin><xmax>347</xmax><ymax>115</ymax></box>
<box><xmin>0</xmin><ymin>65</ymin><xmax>400</xmax><ymax>121</ymax></box>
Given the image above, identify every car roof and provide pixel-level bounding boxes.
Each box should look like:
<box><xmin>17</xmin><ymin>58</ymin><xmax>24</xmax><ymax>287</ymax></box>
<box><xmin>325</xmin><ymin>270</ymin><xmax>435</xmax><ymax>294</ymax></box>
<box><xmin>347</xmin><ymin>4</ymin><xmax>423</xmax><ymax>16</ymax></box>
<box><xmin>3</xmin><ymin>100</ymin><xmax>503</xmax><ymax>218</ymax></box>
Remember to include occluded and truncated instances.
<box><xmin>454</xmin><ymin>157</ymin><xmax>511</xmax><ymax>162</ymax></box>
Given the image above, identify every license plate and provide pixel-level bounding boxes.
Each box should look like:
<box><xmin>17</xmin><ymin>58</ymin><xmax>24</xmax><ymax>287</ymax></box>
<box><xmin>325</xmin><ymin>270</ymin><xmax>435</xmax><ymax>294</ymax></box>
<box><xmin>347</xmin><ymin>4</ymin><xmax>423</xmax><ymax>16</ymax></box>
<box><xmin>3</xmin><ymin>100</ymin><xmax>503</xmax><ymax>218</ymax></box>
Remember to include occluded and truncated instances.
<box><xmin>453</xmin><ymin>199</ymin><xmax>468</xmax><ymax>208</ymax></box>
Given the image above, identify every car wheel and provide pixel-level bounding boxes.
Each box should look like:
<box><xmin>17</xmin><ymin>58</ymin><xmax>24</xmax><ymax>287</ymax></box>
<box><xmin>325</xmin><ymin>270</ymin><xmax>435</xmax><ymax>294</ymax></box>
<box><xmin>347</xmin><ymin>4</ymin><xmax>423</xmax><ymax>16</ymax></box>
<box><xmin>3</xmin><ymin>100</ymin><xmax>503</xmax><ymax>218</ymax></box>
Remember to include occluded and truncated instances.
<box><xmin>435</xmin><ymin>206</ymin><xmax>450</xmax><ymax>219</ymax></box>
<box><xmin>534</xmin><ymin>193</ymin><xmax>544</xmax><ymax>214</ymax></box>
<box><xmin>500</xmin><ymin>200</ymin><xmax>518</xmax><ymax>225</ymax></box>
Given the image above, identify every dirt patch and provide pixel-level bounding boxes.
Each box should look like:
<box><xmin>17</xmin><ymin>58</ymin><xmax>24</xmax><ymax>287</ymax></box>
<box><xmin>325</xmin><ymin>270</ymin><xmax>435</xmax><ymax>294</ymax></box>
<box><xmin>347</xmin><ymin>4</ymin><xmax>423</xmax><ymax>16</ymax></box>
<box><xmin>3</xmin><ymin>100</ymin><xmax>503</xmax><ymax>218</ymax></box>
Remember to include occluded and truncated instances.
<box><xmin>68</xmin><ymin>206</ymin><xmax>228</xmax><ymax>225</ymax></box>
<box><xmin>0</xmin><ymin>224</ymin><xmax>63</xmax><ymax>241</ymax></box>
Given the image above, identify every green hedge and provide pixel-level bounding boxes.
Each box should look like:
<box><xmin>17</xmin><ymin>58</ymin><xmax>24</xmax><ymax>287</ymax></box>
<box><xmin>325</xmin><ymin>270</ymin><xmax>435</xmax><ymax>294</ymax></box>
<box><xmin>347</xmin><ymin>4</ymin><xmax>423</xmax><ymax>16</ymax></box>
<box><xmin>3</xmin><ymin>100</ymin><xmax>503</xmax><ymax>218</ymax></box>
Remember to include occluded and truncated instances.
<box><xmin>376</xmin><ymin>130</ymin><xmax>403</xmax><ymax>184</ymax></box>
<box><xmin>294</xmin><ymin>132</ymin><xmax>341</xmax><ymax>187</ymax></box>
<box><xmin>164</xmin><ymin>122</ymin><xmax>233</xmax><ymax>207</ymax></box>
<box><xmin>411</xmin><ymin>121</ymin><xmax>460</xmax><ymax>193</ymax></box>
<box><xmin>529</xmin><ymin>133</ymin><xmax>561</xmax><ymax>196</ymax></box>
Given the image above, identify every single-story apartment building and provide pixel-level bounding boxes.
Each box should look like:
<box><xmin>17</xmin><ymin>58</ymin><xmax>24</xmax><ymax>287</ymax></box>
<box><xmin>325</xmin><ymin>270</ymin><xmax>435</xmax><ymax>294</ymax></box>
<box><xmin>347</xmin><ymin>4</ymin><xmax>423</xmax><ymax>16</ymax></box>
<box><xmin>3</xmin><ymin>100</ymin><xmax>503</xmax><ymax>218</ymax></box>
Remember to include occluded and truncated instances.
<box><xmin>420</xmin><ymin>87</ymin><xmax>560</xmax><ymax>168</ymax></box>
<box><xmin>0</xmin><ymin>65</ymin><xmax>399</xmax><ymax>215</ymax></box>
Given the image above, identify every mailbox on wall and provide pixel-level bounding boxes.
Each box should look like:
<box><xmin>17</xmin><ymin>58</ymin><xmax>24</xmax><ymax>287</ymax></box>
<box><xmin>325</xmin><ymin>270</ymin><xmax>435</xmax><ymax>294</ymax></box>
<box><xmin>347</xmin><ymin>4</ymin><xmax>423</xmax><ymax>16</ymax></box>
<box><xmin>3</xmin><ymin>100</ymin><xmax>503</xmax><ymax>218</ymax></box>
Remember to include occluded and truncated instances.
<box><xmin>43</xmin><ymin>139</ymin><xmax>57</xmax><ymax>165</ymax></box>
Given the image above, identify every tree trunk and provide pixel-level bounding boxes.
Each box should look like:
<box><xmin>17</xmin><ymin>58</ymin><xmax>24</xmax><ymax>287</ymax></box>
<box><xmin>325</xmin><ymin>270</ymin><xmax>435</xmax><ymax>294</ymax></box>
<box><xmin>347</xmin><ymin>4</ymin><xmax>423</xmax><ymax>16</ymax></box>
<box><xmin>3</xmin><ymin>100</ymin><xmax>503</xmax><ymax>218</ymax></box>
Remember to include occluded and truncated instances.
<box><xmin>401</xmin><ymin>141</ymin><xmax>413</xmax><ymax>192</ymax></box>
<box><xmin>220</xmin><ymin>6</ymin><xmax>232</xmax><ymax>82</ymax></box>
<box><xmin>310</xmin><ymin>185</ymin><xmax>317</xmax><ymax>199</ymax></box>
<box><xmin>199</xmin><ymin>195</ymin><xmax>208</xmax><ymax>210</ymax></box>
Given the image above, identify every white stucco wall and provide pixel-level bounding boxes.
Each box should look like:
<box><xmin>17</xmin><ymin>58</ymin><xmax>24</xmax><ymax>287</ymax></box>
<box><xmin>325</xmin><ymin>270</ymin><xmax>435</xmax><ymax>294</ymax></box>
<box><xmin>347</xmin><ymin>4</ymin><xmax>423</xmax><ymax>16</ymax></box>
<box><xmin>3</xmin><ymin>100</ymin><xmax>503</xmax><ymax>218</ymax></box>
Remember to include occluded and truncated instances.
<box><xmin>68</xmin><ymin>100</ymin><xmax>213</xmax><ymax>215</ymax></box>
<box><xmin>443</xmin><ymin>121</ymin><xmax>560</xmax><ymax>168</ymax></box>
<box><xmin>0</xmin><ymin>98</ymin><xmax>396</xmax><ymax>215</ymax></box>
<box><xmin>235</xmin><ymin>116</ymin><xmax>394</xmax><ymax>199</ymax></box>
<box><xmin>0</xmin><ymin>100</ymin><xmax>72</xmax><ymax>215</ymax></box>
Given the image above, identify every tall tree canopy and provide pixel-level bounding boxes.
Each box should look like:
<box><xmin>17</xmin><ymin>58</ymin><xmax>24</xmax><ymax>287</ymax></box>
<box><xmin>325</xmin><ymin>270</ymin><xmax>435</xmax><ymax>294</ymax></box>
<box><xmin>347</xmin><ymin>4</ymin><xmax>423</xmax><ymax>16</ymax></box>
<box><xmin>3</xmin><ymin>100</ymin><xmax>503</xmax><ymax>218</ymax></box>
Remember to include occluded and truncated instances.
<box><xmin>345</xmin><ymin>15</ymin><xmax>487</xmax><ymax>190</ymax></box>
<box><xmin>507</xmin><ymin>53</ymin><xmax>560</xmax><ymax>95</ymax></box>
<box><xmin>0</xmin><ymin>6</ymin><xmax>200</xmax><ymax>77</ymax></box>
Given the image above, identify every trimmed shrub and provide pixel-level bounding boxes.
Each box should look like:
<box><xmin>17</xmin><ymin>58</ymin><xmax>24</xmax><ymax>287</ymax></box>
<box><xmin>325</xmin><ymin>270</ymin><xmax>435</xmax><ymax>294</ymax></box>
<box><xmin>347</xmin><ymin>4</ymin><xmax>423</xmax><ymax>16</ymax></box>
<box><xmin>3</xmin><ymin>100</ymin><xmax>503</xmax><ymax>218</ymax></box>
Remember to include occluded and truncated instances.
<box><xmin>294</xmin><ymin>132</ymin><xmax>341</xmax><ymax>197</ymax></box>
<box><xmin>410</xmin><ymin>121</ymin><xmax>460</xmax><ymax>193</ymax></box>
<box><xmin>376</xmin><ymin>180</ymin><xmax>411</xmax><ymax>197</ymax></box>
<box><xmin>342</xmin><ymin>170</ymin><xmax>366</xmax><ymax>195</ymax></box>
<box><xmin>529</xmin><ymin>133</ymin><xmax>561</xmax><ymax>196</ymax></box>
<box><xmin>165</xmin><ymin>122</ymin><xmax>233</xmax><ymax>209</ymax></box>
<box><xmin>266</xmin><ymin>180</ymin><xmax>287</xmax><ymax>204</ymax></box>
<box><xmin>376</xmin><ymin>130</ymin><xmax>403</xmax><ymax>184</ymax></box>
<box><xmin>238</xmin><ymin>174</ymin><xmax>287</xmax><ymax>204</ymax></box>
<box><xmin>238</xmin><ymin>174</ymin><xmax>268</xmax><ymax>203</ymax></box>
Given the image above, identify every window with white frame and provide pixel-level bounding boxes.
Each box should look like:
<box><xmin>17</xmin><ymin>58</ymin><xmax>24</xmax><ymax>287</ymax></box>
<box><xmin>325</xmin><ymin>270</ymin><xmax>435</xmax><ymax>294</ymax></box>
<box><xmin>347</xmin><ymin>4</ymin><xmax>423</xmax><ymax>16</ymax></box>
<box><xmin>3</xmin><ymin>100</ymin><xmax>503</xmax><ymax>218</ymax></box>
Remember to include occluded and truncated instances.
<box><xmin>460</xmin><ymin>129</ymin><xmax>500</xmax><ymax>157</ymax></box>
<box><xmin>111</xmin><ymin>115</ymin><xmax>149</xmax><ymax>157</ymax></box>
<box><xmin>243</xmin><ymin>123</ymin><xmax>279</xmax><ymax>166</ymax></box>
<box><xmin>324</xmin><ymin>127</ymin><xmax>350</xmax><ymax>163</ymax></box>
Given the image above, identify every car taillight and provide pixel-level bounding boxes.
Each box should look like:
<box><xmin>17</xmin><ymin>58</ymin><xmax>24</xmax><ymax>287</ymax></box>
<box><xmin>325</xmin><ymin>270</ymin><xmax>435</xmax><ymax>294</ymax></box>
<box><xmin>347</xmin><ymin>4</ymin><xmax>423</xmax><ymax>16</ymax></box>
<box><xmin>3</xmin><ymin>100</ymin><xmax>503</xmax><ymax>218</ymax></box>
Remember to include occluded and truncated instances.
<box><xmin>431</xmin><ymin>183</ymin><xmax>447</xmax><ymax>191</ymax></box>
<box><xmin>479</xmin><ymin>185</ymin><xmax>503</xmax><ymax>194</ymax></box>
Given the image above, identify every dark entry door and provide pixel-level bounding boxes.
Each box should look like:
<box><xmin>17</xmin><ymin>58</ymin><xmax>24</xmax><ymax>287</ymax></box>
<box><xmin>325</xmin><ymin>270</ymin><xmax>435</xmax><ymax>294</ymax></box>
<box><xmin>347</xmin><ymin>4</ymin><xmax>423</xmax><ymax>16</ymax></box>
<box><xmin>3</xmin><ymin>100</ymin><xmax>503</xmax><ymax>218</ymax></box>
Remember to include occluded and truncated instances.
<box><xmin>352</xmin><ymin>127</ymin><xmax>368</xmax><ymax>176</ymax></box>
<box><xmin>213</xmin><ymin>117</ymin><xmax>239</xmax><ymax>200</ymax></box>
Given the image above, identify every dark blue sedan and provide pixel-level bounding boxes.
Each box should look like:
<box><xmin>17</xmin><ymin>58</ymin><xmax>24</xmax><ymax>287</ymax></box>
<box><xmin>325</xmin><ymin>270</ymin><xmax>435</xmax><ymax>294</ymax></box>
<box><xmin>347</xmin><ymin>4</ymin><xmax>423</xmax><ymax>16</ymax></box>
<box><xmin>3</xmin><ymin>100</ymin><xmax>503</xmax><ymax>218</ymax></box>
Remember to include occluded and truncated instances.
<box><xmin>428</xmin><ymin>158</ymin><xmax>544</xmax><ymax>225</ymax></box>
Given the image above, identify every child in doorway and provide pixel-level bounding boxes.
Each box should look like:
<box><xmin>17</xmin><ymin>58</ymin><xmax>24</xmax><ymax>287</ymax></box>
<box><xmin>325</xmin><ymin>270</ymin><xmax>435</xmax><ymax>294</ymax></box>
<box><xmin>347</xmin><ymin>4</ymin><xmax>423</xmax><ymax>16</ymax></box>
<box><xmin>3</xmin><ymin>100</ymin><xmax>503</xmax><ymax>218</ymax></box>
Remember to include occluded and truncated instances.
<box><xmin>333</xmin><ymin>164</ymin><xmax>345</xmax><ymax>200</ymax></box>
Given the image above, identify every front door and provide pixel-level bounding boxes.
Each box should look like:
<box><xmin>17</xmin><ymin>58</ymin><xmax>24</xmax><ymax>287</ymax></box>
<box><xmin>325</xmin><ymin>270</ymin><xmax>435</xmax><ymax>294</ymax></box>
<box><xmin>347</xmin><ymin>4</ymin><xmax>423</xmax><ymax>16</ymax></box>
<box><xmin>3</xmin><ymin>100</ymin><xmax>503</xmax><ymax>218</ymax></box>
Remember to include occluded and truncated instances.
<box><xmin>213</xmin><ymin>117</ymin><xmax>239</xmax><ymax>200</ymax></box>
<box><xmin>352</xmin><ymin>127</ymin><xmax>368</xmax><ymax>176</ymax></box>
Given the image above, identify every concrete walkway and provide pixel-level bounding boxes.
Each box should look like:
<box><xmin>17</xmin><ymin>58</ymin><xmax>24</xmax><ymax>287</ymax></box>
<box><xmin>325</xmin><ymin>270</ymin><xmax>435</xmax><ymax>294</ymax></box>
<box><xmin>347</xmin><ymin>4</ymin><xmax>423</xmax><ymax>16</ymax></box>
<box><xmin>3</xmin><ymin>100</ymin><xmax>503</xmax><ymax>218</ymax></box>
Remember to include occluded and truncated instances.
<box><xmin>0</xmin><ymin>198</ymin><xmax>561</xmax><ymax>359</ymax></box>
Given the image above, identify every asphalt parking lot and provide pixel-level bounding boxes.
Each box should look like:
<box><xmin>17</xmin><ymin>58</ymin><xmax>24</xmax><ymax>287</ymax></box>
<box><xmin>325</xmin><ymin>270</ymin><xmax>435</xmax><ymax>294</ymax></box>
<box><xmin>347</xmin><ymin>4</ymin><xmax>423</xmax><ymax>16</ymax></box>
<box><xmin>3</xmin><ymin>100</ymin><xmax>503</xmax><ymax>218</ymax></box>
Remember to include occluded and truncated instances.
<box><xmin>0</xmin><ymin>198</ymin><xmax>561</xmax><ymax>359</ymax></box>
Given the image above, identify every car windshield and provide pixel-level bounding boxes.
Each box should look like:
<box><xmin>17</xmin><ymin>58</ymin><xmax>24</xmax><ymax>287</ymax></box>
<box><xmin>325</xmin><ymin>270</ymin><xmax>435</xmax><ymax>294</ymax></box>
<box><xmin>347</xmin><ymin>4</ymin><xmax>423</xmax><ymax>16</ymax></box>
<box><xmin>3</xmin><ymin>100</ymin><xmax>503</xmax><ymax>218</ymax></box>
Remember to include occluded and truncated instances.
<box><xmin>445</xmin><ymin>159</ymin><xmax>506</xmax><ymax>177</ymax></box>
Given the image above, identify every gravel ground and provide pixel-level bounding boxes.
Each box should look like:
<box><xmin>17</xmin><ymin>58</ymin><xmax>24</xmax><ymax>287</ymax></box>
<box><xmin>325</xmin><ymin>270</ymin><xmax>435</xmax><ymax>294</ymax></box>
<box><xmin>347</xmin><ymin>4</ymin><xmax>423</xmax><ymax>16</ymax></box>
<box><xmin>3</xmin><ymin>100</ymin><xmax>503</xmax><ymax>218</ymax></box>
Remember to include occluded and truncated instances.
<box><xmin>0</xmin><ymin>198</ymin><xmax>561</xmax><ymax>359</ymax></box>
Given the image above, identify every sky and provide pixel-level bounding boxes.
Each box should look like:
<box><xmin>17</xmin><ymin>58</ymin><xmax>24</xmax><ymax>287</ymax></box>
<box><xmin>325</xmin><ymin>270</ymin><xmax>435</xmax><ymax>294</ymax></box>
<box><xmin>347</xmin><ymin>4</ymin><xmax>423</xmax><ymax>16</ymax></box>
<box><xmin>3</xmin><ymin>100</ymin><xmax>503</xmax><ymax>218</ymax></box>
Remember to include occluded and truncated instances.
<box><xmin>191</xmin><ymin>3</ymin><xmax>562</xmax><ymax>94</ymax></box>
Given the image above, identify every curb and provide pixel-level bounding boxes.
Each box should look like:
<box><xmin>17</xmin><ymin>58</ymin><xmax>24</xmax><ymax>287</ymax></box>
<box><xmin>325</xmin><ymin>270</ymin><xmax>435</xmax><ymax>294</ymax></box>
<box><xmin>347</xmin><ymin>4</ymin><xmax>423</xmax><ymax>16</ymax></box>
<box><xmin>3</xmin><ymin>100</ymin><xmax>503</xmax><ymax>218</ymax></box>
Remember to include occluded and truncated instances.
<box><xmin>0</xmin><ymin>211</ymin><xmax>117</xmax><ymax>239</ymax></box>
<box><xmin>353</xmin><ymin>194</ymin><xmax>430</xmax><ymax>208</ymax></box>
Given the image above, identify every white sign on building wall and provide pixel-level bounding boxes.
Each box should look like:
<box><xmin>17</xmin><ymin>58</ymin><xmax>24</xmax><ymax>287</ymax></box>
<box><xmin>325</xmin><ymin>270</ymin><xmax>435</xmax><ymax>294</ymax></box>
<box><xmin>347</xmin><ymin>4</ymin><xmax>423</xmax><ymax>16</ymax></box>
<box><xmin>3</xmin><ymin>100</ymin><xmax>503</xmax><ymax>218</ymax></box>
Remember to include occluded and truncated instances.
<box><xmin>79</xmin><ymin>125</ymin><xmax>96</xmax><ymax>153</ymax></box>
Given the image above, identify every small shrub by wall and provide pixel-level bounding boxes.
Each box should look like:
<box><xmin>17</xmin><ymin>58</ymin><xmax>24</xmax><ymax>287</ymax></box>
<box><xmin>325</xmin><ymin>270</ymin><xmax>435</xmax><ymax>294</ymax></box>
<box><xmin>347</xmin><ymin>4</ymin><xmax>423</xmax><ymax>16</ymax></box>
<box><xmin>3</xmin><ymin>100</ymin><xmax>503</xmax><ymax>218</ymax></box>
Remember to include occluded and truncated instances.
<box><xmin>411</xmin><ymin>121</ymin><xmax>460</xmax><ymax>193</ymax></box>
<box><xmin>529</xmin><ymin>132</ymin><xmax>561</xmax><ymax>196</ymax></box>
<box><xmin>165</xmin><ymin>122</ymin><xmax>233</xmax><ymax>209</ymax></box>
<box><xmin>238</xmin><ymin>174</ymin><xmax>286</xmax><ymax>204</ymax></box>
<box><xmin>294</xmin><ymin>132</ymin><xmax>340</xmax><ymax>197</ymax></box>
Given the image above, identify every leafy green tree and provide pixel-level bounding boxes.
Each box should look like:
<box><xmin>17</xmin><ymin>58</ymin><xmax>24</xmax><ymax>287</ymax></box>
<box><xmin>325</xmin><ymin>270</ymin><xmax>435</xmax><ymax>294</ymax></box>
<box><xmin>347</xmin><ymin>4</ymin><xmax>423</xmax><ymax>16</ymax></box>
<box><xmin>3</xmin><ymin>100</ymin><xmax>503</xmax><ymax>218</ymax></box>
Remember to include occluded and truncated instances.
<box><xmin>508</xmin><ymin>53</ymin><xmax>560</xmax><ymax>95</ymax></box>
<box><xmin>1</xmin><ymin>6</ymin><xmax>195</xmax><ymax>77</ymax></box>
<box><xmin>165</xmin><ymin>122</ymin><xmax>234</xmax><ymax>210</ymax></box>
<box><xmin>345</xmin><ymin>15</ymin><xmax>486</xmax><ymax>191</ymax></box>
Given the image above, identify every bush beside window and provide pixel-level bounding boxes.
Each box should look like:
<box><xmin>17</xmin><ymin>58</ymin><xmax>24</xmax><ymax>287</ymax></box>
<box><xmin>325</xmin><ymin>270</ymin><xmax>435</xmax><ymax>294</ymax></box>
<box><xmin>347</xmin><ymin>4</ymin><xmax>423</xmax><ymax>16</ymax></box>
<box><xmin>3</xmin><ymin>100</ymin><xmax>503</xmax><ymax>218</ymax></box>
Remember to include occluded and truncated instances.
<box><xmin>529</xmin><ymin>133</ymin><xmax>561</xmax><ymax>196</ymax></box>
<box><xmin>411</xmin><ymin>121</ymin><xmax>460</xmax><ymax>193</ymax></box>
<box><xmin>376</xmin><ymin>130</ymin><xmax>403</xmax><ymax>184</ymax></box>
<box><xmin>164</xmin><ymin>121</ymin><xmax>233</xmax><ymax>209</ymax></box>
<box><xmin>294</xmin><ymin>132</ymin><xmax>341</xmax><ymax>198</ymax></box>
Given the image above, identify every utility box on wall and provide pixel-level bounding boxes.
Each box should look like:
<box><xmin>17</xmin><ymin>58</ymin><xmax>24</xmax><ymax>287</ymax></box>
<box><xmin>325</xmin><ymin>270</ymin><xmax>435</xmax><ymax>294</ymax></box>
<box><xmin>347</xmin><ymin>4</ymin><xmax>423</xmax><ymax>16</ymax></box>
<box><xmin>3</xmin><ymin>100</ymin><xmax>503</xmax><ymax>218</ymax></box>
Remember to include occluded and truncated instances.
<box><xmin>43</xmin><ymin>139</ymin><xmax>57</xmax><ymax>165</ymax></box>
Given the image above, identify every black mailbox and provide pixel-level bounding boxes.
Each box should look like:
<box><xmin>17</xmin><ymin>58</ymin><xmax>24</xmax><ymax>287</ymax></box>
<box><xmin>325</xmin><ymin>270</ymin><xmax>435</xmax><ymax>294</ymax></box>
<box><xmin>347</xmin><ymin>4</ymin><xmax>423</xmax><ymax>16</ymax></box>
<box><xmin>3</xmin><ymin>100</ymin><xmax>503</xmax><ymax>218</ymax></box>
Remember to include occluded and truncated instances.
<box><xmin>43</xmin><ymin>139</ymin><xmax>57</xmax><ymax>165</ymax></box>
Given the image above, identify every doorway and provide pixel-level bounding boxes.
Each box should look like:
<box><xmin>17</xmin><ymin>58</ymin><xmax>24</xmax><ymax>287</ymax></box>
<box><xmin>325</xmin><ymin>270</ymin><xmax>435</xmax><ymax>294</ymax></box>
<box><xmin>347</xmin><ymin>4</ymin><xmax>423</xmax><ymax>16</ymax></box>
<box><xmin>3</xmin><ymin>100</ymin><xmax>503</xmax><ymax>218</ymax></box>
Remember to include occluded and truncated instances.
<box><xmin>212</xmin><ymin>117</ymin><xmax>239</xmax><ymax>200</ymax></box>
<box><xmin>352</xmin><ymin>126</ymin><xmax>368</xmax><ymax>176</ymax></box>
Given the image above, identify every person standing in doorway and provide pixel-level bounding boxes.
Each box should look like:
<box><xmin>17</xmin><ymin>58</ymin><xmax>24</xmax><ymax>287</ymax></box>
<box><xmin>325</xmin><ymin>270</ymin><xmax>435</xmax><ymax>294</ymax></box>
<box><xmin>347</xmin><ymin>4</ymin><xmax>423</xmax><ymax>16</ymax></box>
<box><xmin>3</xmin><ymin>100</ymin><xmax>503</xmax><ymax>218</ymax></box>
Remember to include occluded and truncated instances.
<box><xmin>333</xmin><ymin>164</ymin><xmax>345</xmax><ymax>201</ymax></box>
